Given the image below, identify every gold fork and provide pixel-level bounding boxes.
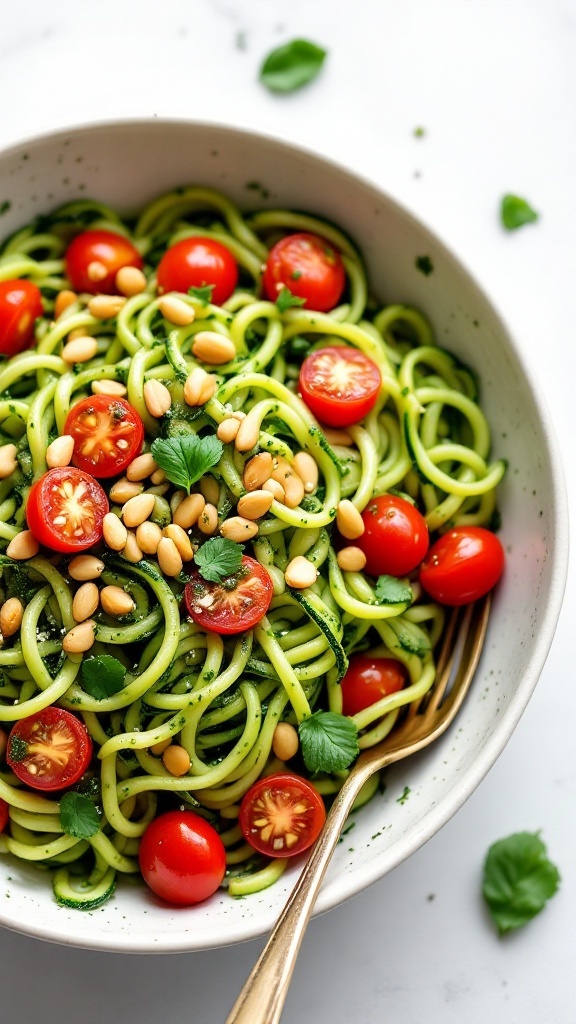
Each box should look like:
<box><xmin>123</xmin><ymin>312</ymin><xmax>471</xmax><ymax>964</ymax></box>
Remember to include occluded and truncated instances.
<box><xmin>226</xmin><ymin>596</ymin><xmax>491</xmax><ymax>1024</ymax></box>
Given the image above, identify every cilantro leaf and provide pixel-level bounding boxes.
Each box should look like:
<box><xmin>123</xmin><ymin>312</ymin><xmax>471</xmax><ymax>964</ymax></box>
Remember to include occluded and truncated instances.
<box><xmin>501</xmin><ymin>194</ymin><xmax>539</xmax><ymax>231</ymax></box>
<box><xmin>59</xmin><ymin>792</ymin><xmax>101</xmax><ymax>839</ymax></box>
<box><xmin>482</xmin><ymin>831</ymin><xmax>560</xmax><ymax>934</ymax></box>
<box><xmin>81</xmin><ymin>655</ymin><xmax>126</xmax><ymax>700</ymax></box>
<box><xmin>194</xmin><ymin>537</ymin><xmax>244</xmax><ymax>583</ymax></box>
<box><xmin>298</xmin><ymin>711</ymin><xmax>359</xmax><ymax>774</ymax></box>
<box><xmin>276</xmin><ymin>286</ymin><xmax>306</xmax><ymax>313</ymax></box>
<box><xmin>188</xmin><ymin>284</ymin><xmax>214</xmax><ymax>305</ymax></box>
<box><xmin>375</xmin><ymin>574</ymin><xmax>413</xmax><ymax>605</ymax></box>
<box><xmin>151</xmin><ymin>435</ymin><xmax>223</xmax><ymax>494</ymax></box>
<box><xmin>260</xmin><ymin>39</ymin><xmax>327</xmax><ymax>94</ymax></box>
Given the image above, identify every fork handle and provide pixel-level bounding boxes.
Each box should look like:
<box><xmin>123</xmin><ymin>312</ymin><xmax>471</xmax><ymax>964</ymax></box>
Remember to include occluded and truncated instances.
<box><xmin>225</xmin><ymin>761</ymin><xmax>376</xmax><ymax>1024</ymax></box>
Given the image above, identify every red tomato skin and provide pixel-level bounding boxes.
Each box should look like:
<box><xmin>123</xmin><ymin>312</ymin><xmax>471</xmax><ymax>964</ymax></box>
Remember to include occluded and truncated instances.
<box><xmin>64</xmin><ymin>395</ymin><xmax>144</xmax><ymax>478</ymax></box>
<box><xmin>298</xmin><ymin>345</ymin><xmax>381</xmax><ymax>427</ymax></box>
<box><xmin>156</xmin><ymin>237</ymin><xmax>238</xmax><ymax>306</ymax></box>
<box><xmin>0</xmin><ymin>799</ymin><xmax>8</xmax><ymax>833</ymax></box>
<box><xmin>6</xmin><ymin>708</ymin><xmax>92</xmax><ymax>792</ymax></box>
<box><xmin>0</xmin><ymin>279</ymin><xmax>43</xmax><ymax>356</ymax></box>
<box><xmin>26</xmin><ymin>467</ymin><xmax>109</xmax><ymax>553</ymax></box>
<box><xmin>263</xmin><ymin>233</ymin><xmax>346</xmax><ymax>313</ymax></box>
<box><xmin>341</xmin><ymin>656</ymin><xmax>408</xmax><ymax>717</ymax></box>
<box><xmin>65</xmin><ymin>230</ymin><xmax>143</xmax><ymax>295</ymax></box>
<box><xmin>419</xmin><ymin>526</ymin><xmax>505</xmax><ymax>606</ymax></box>
<box><xmin>357</xmin><ymin>494</ymin><xmax>429</xmax><ymax>577</ymax></box>
<box><xmin>239</xmin><ymin>772</ymin><xmax>326</xmax><ymax>858</ymax></box>
<box><xmin>184</xmin><ymin>556</ymin><xmax>273</xmax><ymax>635</ymax></box>
<box><xmin>139</xmin><ymin>810</ymin><xmax>226</xmax><ymax>906</ymax></box>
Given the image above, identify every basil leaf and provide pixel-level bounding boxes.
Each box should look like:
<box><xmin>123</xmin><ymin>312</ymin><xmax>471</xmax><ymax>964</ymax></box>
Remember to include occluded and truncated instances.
<box><xmin>60</xmin><ymin>792</ymin><xmax>101</xmax><ymax>839</ymax></box>
<box><xmin>482</xmin><ymin>831</ymin><xmax>560</xmax><ymax>934</ymax></box>
<box><xmin>151</xmin><ymin>435</ymin><xmax>223</xmax><ymax>494</ymax></box>
<box><xmin>299</xmin><ymin>711</ymin><xmax>359</xmax><ymax>773</ymax></box>
<box><xmin>501</xmin><ymin>194</ymin><xmax>539</xmax><ymax>231</ymax></box>
<box><xmin>260</xmin><ymin>39</ymin><xmax>327</xmax><ymax>94</ymax></box>
<box><xmin>276</xmin><ymin>286</ymin><xmax>306</xmax><ymax>313</ymax></box>
<box><xmin>194</xmin><ymin>537</ymin><xmax>244</xmax><ymax>583</ymax></box>
<box><xmin>375</xmin><ymin>575</ymin><xmax>413</xmax><ymax>605</ymax></box>
<box><xmin>188</xmin><ymin>284</ymin><xmax>214</xmax><ymax>305</ymax></box>
<box><xmin>81</xmin><ymin>655</ymin><xmax>126</xmax><ymax>700</ymax></box>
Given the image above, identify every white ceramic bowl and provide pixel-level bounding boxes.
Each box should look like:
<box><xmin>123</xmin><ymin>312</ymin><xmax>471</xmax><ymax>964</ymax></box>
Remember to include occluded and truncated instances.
<box><xmin>0</xmin><ymin>120</ymin><xmax>567</xmax><ymax>952</ymax></box>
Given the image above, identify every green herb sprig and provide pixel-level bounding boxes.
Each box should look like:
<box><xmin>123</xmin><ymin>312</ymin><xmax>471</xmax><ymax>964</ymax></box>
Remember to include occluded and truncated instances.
<box><xmin>194</xmin><ymin>537</ymin><xmax>244</xmax><ymax>583</ymax></box>
<box><xmin>482</xmin><ymin>831</ymin><xmax>560</xmax><ymax>934</ymax></box>
<box><xmin>298</xmin><ymin>711</ymin><xmax>359</xmax><ymax>774</ymax></box>
<box><xmin>150</xmin><ymin>435</ymin><xmax>223</xmax><ymax>494</ymax></box>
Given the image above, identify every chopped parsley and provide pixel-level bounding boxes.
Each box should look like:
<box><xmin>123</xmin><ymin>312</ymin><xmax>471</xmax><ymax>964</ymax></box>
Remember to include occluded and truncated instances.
<box><xmin>276</xmin><ymin>286</ymin><xmax>306</xmax><ymax>313</ymax></box>
<box><xmin>482</xmin><ymin>831</ymin><xmax>560</xmax><ymax>934</ymax></box>
<box><xmin>415</xmin><ymin>255</ymin><xmax>434</xmax><ymax>275</ymax></box>
<box><xmin>150</xmin><ymin>434</ymin><xmax>223</xmax><ymax>493</ymax></box>
<box><xmin>260</xmin><ymin>39</ymin><xmax>327</xmax><ymax>94</ymax></box>
<box><xmin>500</xmin><ymin>194</ymin><xmax>539</xmax><ymax>231</ymax></box>
<box><xmin>188</xmin><ymin>284</ymin><xmax>214</xmax><ymax>305</ymax></box>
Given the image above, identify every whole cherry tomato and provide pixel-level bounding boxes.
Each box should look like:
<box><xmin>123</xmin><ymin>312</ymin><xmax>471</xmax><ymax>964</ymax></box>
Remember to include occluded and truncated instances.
<box><xmin>0</xmin><ymin>279</ymin><xmax>43</xmax><ymax>356</ymax></box>
<box><xmin>156</xmin><ymin>237</ymin><xmax>238</xmax><ymax>306</ymax></box>
<box><xmin>263</xmin><ymin>233</ymin><xmax>346</xmax><ymax>312</ymax></box>
<box><xmin>139</xmin><ymin>810</ymin><xmax>226</xmax><ymax>906</ymax></box>
<box><xmin>65</xmin><ymin>230</ymin><xmax>143</xmax><ymax>294</ymax></box>
<box><xmin>357</xmin><ymin>494</ymin><xmax>429</xmax><ymax>577</ymax></box>
<box><xmin>419</xmin><ymin>526</ymin><xmax>505</xmax><ymax>605</ymax></box>
<box><xmin>341</xmin><ymin>655</ymin><xmax>408</xmax><ymax>716</ymax></box>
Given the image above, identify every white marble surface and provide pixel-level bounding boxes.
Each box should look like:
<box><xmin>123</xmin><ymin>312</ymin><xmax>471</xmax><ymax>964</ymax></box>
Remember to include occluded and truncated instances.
<box><xmin>0</xmin><ymin>1</ymin><xmax>575</xmax><ymax>1020</ymax></box>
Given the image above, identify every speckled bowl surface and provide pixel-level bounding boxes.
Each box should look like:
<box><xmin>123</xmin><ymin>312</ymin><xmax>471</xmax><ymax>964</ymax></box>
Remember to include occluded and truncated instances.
<box><xmin>0</xmin><ymin>120</ymin><xmax>567</xmax><ymax>952</ymax></box>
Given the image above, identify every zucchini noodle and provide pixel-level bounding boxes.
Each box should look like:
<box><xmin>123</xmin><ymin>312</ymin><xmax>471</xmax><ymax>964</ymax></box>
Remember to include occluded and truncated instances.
<box><xmin>0</xmin><ymin>187</ymin><xmax>505</xmax><ymax>909</ymax></box>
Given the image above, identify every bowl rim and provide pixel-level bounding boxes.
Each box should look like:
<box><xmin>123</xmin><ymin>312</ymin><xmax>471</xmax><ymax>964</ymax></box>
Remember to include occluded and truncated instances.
<box><xmin>0</xmin><ymin>116</ymin><xmax>569</xmax><ymax>953</ymax></box>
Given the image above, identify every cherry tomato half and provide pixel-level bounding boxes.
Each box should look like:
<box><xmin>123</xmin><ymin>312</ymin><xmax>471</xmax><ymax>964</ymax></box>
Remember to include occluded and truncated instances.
<box><xmin>184</xmin><ymin>555</ymin><xmax>273</xmax><ymax>635</ymax></box>
<box><xmin>156</xmin><ymin>237</ymin><xmax>238</xmax><ymax>306</ymax></box>
<box><xmin>139</xmin><ymin>809</ymin><xmax>226</xmax><ymax>906</ymax></box>
<box><xmin>240</xmin><ymin>772</ymin><xmax>326</xmax><ymax>858</ymax></box>
<box><xmin>26</xmin><ymin>467</ymin><xmax>109</xmax><ymax>554</ymax></box>
<box><xmin>341</xmin><ymin>655</ymin><xmax>408</xmax><ymax>717</ymax></box>
<box><xmin>357</xmin><ymin>494</ymin><xmax>429</xmax><ymax>577</ymax></box>
<box><xmin>298</xmin><ymin>346</ymin><xmax>381</xmax><ymax>428</ymax></box>
<box><xmin>419</xmin><ymin>526</ymin><xmax>505</xmax><ymax>606</ymax></box>
<box><xmin>64</xmin><ymin>395</ymin><xmax>144</xmax><ymax>478</ymax></box>
<box><xmin>6</xmin><ymin>708</ymin><xmax>93</xmax><ymax>791</ymax></box>
<box><xmin>0</xmin><ymin>279</ymin><xmax>43</xmax><ymax>357</ymax></box>
<box><xmin>65</xmin><ymin>230</ymin><xmax>143</xmax><ymax>295</ymax></box>
<box><xmin>0</xmin><ymin>799</ymin><xmax>8</xmax><ymax>833</ymax></box>
<box><xmin>263</xmin><ymin>232</ymin><xmax>346</xmax><ymax>313</ymax></box>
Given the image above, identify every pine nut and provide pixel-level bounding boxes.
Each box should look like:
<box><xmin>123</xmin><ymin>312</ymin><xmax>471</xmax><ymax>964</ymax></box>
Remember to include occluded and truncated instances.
<box><xmin>151</xmin><ymin>468</ymin><xmax>166</xmax><ymax>485</ymax></box>
<box><xmin>92</xmin><ymin>379</ymin><xmax>127</xmax><ymax>397</ymax></box>
<box><xmin>230</xmin><ymin>410</ymin><xmax>246</xmax><ymax>421</ymax></box>
<box><xmin>262</xmin><ymin>477</ymin><xmax>286</xmax><ymax>503</ymax></box>
<box><xmin>0</xmin><ymin>597</ymin><xmax>24</xmax><ymax>638</ymax></box>
<box><xmin>162</xmin><ymin>744</ymin><xmax>191</xmax><ymax>777</ymax></box>
<box><xmin>72</xmin><ymin>582</ymin><xmax>99</xmax><ymax>622</ymax></box>
<box><xmin>87</xmin><ymin>260</ymin><xmax>108</xmax><ymax>283</ymax></box>
<box><xmin>109</xmin><ymin>477</ymin><xmax>143</xmax><ymax>504</ymax></box>
<box><xmin>61</xmin><ymin>335</ymin><xmax>98</xmax><ymax>364</ymax></box>
<box><xmin>158</xmin><ymin>295</ymin><xmax>195</xmax><ymax>326</ymax></box>
<box><xmin>337</xmin><ymin>546</ymin><xmax>367</xmax><ymax>572</ymax></box>
<box><xmin>68</xmin><ymin>555</ymin><xmax>105</xmax><ymax>581</ymax></box>
<box><xmin>116</xmin><ymin>266</ymin><xmax>147</xmax><ymax>297</ymax></box>
<box><xmin>63</xmin><ymin>619</ymin><xmax>96</xmax><ymax>654</ymax></box>
<box><xmin>163</xmin><ymin>524</ymin><xmax>194</xmax><ymax>562</ymax></box>
<box><xmin>157</xmin><ymin>537</ymin><xmax>183</xmax><ymax>577</ymax></box>
<box><xmin>192</xmin><ymin>331</ymin><xmax>236</xmax><ymax>365</ymax></box>
<box><xmin>243</xmin><ymin>452</ymin><xmax>273</xmax><ymax>491</ymax></box>
<box><xmin>199</xmin><ymin>475</ymin><xmax>220</xmax><ymax>506</ymax></box>
<box><xmin>150</xmin><ymin>737</ymin><xmax>172</xmax><ymax>756</ymax></box>
<box><xmin>136</xmin><ymin>520</ymin><xmax>162</xmax><ymax>555</ymax></box>
<box><xmin>46</xmin><ymin>434</ymin><xmax>74</xmax><ymax>469</ymax></box>
<box><xmin>88</xmin><ymin>295</ymin><xmax>126</xmax><ymax>320</ymax></box>
<box><xmin>68</xmin><ymin>327</ymin><xmax>88</xmax><ymax>341</ymax></box>
<box><xmin>0</xmin><ymin>444</ymin><xmax>18</xmax><ymax>479</ymax></box>
<box><xmin>235</xmin><ymin>409</ymin><xmax>261</xmax><ymax>453</ymax></box>
<box><xmin>237</xmin><ymin>490</ymin><xmax>274</xmax><ymax>521</ymax></box>
<box><xmin>217</xmin><ymin>417</ymin><xmax>241</xmax><ymax>443</ymax></box>
<box><xmin>103</xmin><ymin>513</ymin><xmax>128</xmax><ymax>551</ymax></box>
<box><xmin>143</xmin><ymin>379</ymin><xmax>171</xmax><ymax>418</ymax></box>
<box><xmin>292</xmin><ymin>452</ymin><xmax>319</xmax><ymax>494</ymax></box>
<box><xmin>122</xmin><ymin>532</ymin><xmax>143</xmax><ymax>563</ymax></box>
<box><xmin>170</xmin><ymin>489</ymin><xmax>186</xmax><ymax>516</ymax></box>
<box><xmin>272</xmin><ymin>722</ymin><xmax>299</xmax><ymax>761</ymax></box>
<box><xmin>322</xmin><ymin>427</ymin><xmax>353</xmax><ymax>447</ymax></box>
<box><xmin>184</xmin><ymin>367</ymin><xmax>217</xmax><ymax>406</ymax></box>
<box><xmin>336</xmin><ymin>500</ymin><xmax>365</xmax><ymax>540</ymax></box>
<box><xmin>6</xmin><ymin>531</ymin><xmax>39</xmax><ymax>560</ymax></box>
<box><xmin>126</xmin><ymin>452</ymin><xmax>157</xmax><ymax>481</ymax></box>
<box><xmin>285</xmin><ymin>555</ymin><xmax>318</xmax><ymax>589</ymax></box>
<box><xmin>271</xmin><ymin>458</ymin><xmax>304</xmax><ymax>509</ymax></box>
<box><xmin>173</xmin><ymin>492</ymin><xmax>205</xmax><ymax>529</ymax></box>
<box><xmin>198</xmin><ymin>503</ymin><xmax>219</xmax><ymax>535</ymax></box>
<box><xmin>100</xmin><ymin>585</ymin><xmax>136</xmax><ymax>616</ymax></box>
<box><xmin>54</xmin><ymin>290</ymin><xmax>78</xmax><ymax>318</ymax></box>
<box><xmin>122</xmin><ymin>493</ymin><xmax>156</xmax><ymax>528</ymax></box>
<box><xmin>220</xmin><ymin>516</ymin><xmax>258</xmax><ymax>542</ymax></box>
